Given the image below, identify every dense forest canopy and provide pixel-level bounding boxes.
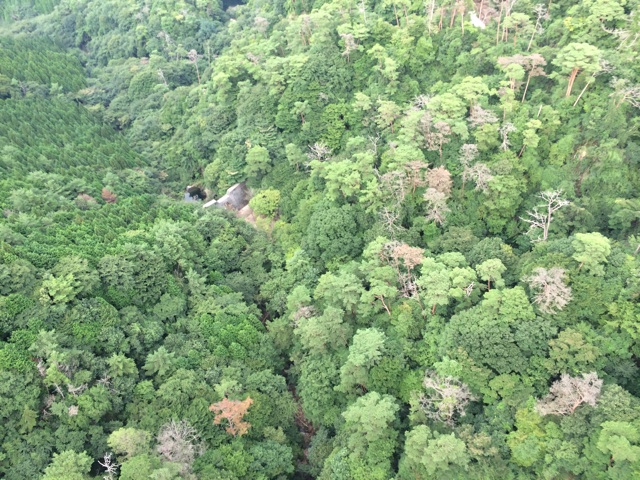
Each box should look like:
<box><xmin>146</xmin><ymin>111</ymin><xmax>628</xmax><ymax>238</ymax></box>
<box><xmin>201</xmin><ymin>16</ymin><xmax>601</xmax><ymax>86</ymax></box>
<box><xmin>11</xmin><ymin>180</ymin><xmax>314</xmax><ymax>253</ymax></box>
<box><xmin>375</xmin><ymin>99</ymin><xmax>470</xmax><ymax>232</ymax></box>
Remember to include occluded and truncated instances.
<box><xmin>1</xmin><ymin>0</ymin><xmax>640</xmax><ymax>478</ymax></box>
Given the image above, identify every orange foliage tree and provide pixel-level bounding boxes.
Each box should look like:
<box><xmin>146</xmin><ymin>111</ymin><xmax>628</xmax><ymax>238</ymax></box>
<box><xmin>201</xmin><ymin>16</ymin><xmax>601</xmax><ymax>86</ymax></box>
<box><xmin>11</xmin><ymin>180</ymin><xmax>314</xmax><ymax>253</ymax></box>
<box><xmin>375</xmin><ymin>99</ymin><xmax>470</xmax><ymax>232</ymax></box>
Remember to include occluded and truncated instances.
<box><xmin>209</xmin><ymin>397</ymin><xmax>253</xmax><ymax>437</ymax></box>
<box><xmin>101</xmin><ymin>188</ymin><xmax>117</xmax><ymax>204</ymax></box>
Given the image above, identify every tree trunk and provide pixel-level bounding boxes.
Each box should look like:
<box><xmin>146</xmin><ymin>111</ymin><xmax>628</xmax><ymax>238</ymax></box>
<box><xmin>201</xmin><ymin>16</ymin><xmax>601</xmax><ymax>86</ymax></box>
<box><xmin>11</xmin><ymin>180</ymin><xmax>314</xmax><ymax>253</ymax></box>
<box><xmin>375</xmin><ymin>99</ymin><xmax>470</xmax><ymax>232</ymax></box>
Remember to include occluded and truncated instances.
<box><xmin>378</xmin><ymin>295</ymin><xmax>392</xmax><ymax>316</ymax></box>
<box><xmin>527</xmin><ymin>19</ymin><xmax>539</xmax><ymax>51</ymax></box>
<box><xmin>427</xmin><ymin>0</ymin><xmax>436</xmax><ymax>34</ymax></box>
<box><xmin>518</xmin><ymin>144</ymin><xmax>526</xmax><ymax>157</ymax></box>
<box><xmin>566</xmin><ymin>68</ymin><xmax>580</xmax><ymax>97</ymax></box>
<box><xmin>393</xmin><ymin>3</ymin><xmax>400</xmax><ymax>27</ymax></box>
<box><xmin>431</xmin><ymin>303</ymin><xmax>437</xmax><ymax>315</ymax></box>
<box><xmin>521</xmin><ymin>71</ymin><xmax>532</xmax><ymax>103</ymax></box>
<box><xmin>544</xmin><ymin>206</ymin><xmax>551</xmax><ymax>241</ymax></box>
<box><xmin>496</xmin><ymin>1</ymin><xmax>504</xmax><ymax>45</ymax></box>
<box><xmin>573</xmin><ymin>79</ymin><xmax>593</xmax><ymax>106</ymax></box>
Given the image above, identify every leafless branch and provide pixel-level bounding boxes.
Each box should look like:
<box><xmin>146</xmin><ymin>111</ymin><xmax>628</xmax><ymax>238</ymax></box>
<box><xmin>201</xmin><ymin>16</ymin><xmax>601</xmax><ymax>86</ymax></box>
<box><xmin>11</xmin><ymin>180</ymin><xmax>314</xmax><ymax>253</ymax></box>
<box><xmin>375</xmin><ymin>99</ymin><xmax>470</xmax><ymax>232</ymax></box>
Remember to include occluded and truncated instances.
<box><xmin>524</xmin><ymin>267</ymin><xmax>572</xmax><ymax>314</ymax></box>
<box><xmin>536</xmin><ymin>372</ymin><xmax>602</xmax><ymax>416</ymax></box>
<box><xmin>419</xmin><ymin>371</ymin><xmax>475</xmax><ymax>425</ymax></box>
<box><xmin>520</xmin><ymin>190</ymin><xmax>569</xmax><ymax>241</ymax></box>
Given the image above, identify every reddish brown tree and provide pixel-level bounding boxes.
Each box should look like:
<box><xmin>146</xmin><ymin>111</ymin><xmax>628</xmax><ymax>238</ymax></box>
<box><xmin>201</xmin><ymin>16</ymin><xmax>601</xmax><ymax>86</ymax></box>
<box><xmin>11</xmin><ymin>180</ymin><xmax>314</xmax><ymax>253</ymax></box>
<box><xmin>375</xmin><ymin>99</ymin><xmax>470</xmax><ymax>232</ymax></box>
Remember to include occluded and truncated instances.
<box><xmin>380</xmin><ymin>241</ymin><xmax>424</xmax><ymax>298</ymax></box>
<box><xmin>209</xmin><ymin>397</ymin><xmax>254</xmax><ymax>437</ymax></box>
<box><xmin>426</xmin><ymin>166</ymin><xmax>452</xmax><ymax>196</ymax></box>
<box><xmin>101</xmin><ymin>188</ymin><xmax>117</xmax><ymax>204</ymax></box>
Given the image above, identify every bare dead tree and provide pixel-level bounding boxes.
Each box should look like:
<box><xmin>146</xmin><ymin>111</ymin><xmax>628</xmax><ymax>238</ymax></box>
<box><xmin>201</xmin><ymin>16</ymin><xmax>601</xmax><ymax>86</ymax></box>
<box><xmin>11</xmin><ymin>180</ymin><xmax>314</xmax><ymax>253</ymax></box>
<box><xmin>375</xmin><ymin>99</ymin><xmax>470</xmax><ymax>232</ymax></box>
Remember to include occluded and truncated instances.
<box><xmin>340</xmin><ymin>33</ymin><xmax>359</xmax><ymax>62</ymax></box>
<box><xmin>536</xmin><ymin>372</ymin><xmax>603</xmax><ymax>416</ymax></box>
<box><xmin>254</xmin><ymin>16</ymin><xmax>270</xmax><ymax>36</ymax></box>
<box><xmin>96</xmin><ymin>374</ymin><xmax>116</xmax><ymax>393</ymax></box>
<box><xmin>468</xmin><ymin>105</ymin><xmax>498</xmax><ymax>128</ymax></box>
<box><xmin>355</xmin><ymin>0</ymin><xmax>367</xmax><ymax>24</ymax></box>
<box><xmin>246</xmin><ymin>52</ymin><xmax>261</xmax><ymax>65</ymax></box>
<box><xmin>419</xmin><ymin>371</ymin><xmax>475</xmax><ymax>425</ymax></box>
<box><xmin>404</xmin><ymin>160</ymin><xmax>430</xmax><ymax>193</ymax></box>
<box><xmin>368</xmin><ymin>133</ymin><xmax>381</xmax><ymax>154</ymax></box>
<box><xmin>36</xmin><ymin>359</ymin><xmax>46</xmax><ymax>377</ymax></box>
<box><xmin>521</xmin><ymin>190</ymin><xmax>570</xmax><ymax>241</ymax></box>
<box><xmin>460</xmin><ymin>143</ymin><xmax>479</xmax><ymax>165</ymax></box>
<box><xmin>459</xmin><ymin>143</ymin><xmax>481</xmax><ymax>192</ymax></box>
<box><xmin>601</xmin><ymin>21</ymin><xmax>640</xmax><ymax>51</ymax></box>
<box><xmin>98</xmin><ymin>453</ymin><xmax>120</xmax><ymax>480</ymax></box>
<box><xmin>413</xmin><ymin>93</ymin><xmax>431</xmax><ymax>109</ymax></box>
<box><xmin>611</xmin><ymin>80</ymin><xmax>640</xmax><ymax>108</ymax></box>
<box><xmin>379</xmin><ymin>207</ymin><xmax>405</xmax><ymax>239</ymax></box>
<box><xmin>53</xmin><ymin>383</ymin><xmax>65</xmax><ymax>399</ymax></box>
<box><xmin>67</xmin><ymin>405</ymin><xmax>79</xmax><ymax>417</ymax></box>
<box><xmin>157</xmin><ymin>419</ymin><xmax>204</xmax><ymax>474</ymax></box>
<box><xmin>524</xmin><ymin>267</ymin><xmax>572</xmax><ymax>314</ymax></box>
<box><xmin>434</xmin><ymin>121</ymin><xmax>452</xmax><ymax>158</ymax></box>
<box><xmin>425</xmin><ymin>0</ymin><xmax>437</xmax><ymax>34</ymax></box>
<box><xmin>300</xmin><ymin>15</ymin><xmax>313</xmax><ymax>45</ymax></box>
<box><xmin>380</xmin><ymin>241</ymin><xmax>424</xmax><ymax>298</ymax></box>
<box><xmin>464</xmin><ymin>281</ymin><xmax>475</xmax><ymax>297</ymax></box>
<box><xmin>306</xmin><ymin>143</ymin><xmax>332</xmax><ymax>165</ymax></box>
<box><xmin>379</xmin><ymin>169</ymin><xmax>409</xmax><ymax>207</ymax></box>
<box><xmin>188</xmin><ymin>50</ymin><xmax>201</xmax><ymax>85</ymax></box>
<box><xmin>157</xmin><ymin>69</ymin><xmax>168</xmax><ymax>86</ymax></box>
<box><xmin>291</xmin><ymin>305</ymin><xmax>317</xmax><ymax>327</ymax></box>
<box><xmin>67</xmin><ymin>384</ymin><xmax>88</xmax><ymax>397</ymax></box>
<box><xmin>424</xmin><ymin>188</ymin><xmax>450</xmax><ymax>225</ymax></box>
<box><xmin>420</xmin><ymin>112</ymin><xmax>452</xmax><ymax>157</ymax></box>
<box><xmin>527</xmin><ymin>4</ymin><xmax>548</xmax><ymax>51</ymax></box>
<box><xmin>427</xmin><ymin>166</ymin><xmax>453</xmax><ymax>196</ymax></box>
<box><xmin>499</xmin><ymin>0</ymin><xmax>519</xmax><ymax>43</ymax></box>
<box><xmin>467</xmin><ymin>163</ymin><xmax>494</xmax><ymax>192</ymax></box>
<box><xmin>499</xmin><ymin>122</ymin><xmax>517</xmax><ymax>151</ymax></box>
<box><xmin>157</xmin><ymin>31</ymin><xmax>174</xmax><ymax>49</ymax></box>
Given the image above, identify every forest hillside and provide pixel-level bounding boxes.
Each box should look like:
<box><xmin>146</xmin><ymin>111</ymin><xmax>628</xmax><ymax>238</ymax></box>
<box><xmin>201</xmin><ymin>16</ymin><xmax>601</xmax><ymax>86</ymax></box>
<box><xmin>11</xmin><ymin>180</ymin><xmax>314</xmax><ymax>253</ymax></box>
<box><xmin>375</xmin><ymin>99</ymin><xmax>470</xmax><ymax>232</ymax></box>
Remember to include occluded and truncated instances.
<box><xmin>1</xmin><ymin>0</ymin><xmax>640</xmax><ymax>478</ymax></box>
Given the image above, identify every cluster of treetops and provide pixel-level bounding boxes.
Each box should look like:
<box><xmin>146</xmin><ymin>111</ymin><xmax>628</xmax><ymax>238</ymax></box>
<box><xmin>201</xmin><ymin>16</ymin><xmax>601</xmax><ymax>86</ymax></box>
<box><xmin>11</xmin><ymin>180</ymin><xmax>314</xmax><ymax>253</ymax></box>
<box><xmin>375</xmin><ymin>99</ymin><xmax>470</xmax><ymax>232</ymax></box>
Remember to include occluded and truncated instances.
<box><xmin>1</xmin><ymin>0</ymin><xmax>640</xmax><ymax>478</ymax></box>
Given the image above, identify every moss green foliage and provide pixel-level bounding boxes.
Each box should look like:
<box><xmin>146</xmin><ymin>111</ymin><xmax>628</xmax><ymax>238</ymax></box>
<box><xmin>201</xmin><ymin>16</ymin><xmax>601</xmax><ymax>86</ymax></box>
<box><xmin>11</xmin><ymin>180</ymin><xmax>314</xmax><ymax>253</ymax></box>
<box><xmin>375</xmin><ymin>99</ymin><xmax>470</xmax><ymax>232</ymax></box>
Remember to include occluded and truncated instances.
<box><xmin>249</xmin><ymin>189</ymin><xmax>281</xmax><ymax>218</ymax></box>
<box><xmin>0</xmin><ymin>37</ymin><xmax>85</xmax><ymax>92</ymax></box>
<box><xmin>2</xmin><ymin>0</ymin><xmax>640</xmax><ymax>478</ymax></box>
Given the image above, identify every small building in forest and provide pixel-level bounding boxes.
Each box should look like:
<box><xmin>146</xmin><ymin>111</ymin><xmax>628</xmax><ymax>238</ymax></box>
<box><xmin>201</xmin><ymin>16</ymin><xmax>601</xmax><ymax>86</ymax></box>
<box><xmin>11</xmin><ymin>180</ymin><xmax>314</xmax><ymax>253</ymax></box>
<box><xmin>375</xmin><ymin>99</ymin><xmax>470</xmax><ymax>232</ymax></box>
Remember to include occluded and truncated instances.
<box><xmin>203</xmin><ymin>182</ymin><xmax>251</xmax><ymax>210</ymax></box>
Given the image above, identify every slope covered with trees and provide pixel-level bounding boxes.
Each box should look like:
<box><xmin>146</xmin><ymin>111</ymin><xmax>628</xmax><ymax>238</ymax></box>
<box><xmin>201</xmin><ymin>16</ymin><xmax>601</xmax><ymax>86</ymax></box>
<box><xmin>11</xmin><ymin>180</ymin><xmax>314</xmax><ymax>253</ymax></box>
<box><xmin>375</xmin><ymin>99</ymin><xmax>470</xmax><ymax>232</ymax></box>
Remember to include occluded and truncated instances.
<box><xmin>1</xmin><ymin>0</ymin><xmax>640</xmax><ymax>478</ymax></box>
